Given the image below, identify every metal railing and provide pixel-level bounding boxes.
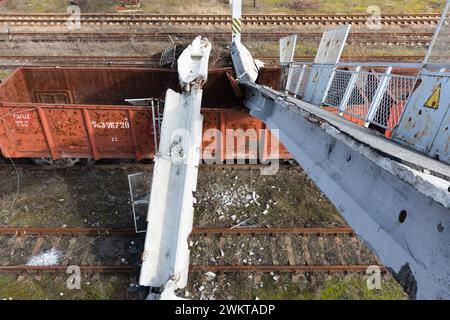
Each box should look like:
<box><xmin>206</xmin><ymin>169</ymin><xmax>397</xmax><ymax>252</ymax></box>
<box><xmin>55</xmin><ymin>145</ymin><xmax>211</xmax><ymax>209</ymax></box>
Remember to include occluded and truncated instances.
<box><xmin>284</xmin><ymin>63</ymin><xmax>312</xmax><ymax>99</ymax></box>
<box><xmin>284</xmin><ymin>62</ymin><xmax>418</xmax><ymax>131</ymax></box>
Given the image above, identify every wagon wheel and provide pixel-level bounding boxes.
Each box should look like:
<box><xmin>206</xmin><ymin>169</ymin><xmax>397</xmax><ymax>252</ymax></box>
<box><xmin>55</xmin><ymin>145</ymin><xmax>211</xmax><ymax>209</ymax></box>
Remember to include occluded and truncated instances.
<box><xmin>79</xmin><ymin>158</ymin><xmax>96</xmax><ymax>166</ymax></box>
<box><xmin>31</xmin><ymin>158</ymin><xmax>81</xmax><ymax>167</ymax></box>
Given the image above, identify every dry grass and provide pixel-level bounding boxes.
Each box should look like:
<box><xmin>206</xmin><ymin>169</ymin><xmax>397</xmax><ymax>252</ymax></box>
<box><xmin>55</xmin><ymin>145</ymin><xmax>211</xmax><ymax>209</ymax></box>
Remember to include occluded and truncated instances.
<box><xmin>0</xmin><ymin>40</ymin><xmax>170</xmax><ymax>56</ymax></box>
<box><xmin>0</xmin><ymin>69</ymin><xmax>12</xmax><ymax>80</ymax></box>
<box><xmin>0</xmin><ymin>37</ymin><xmax>427</xmax><ymax>59</ymax></box>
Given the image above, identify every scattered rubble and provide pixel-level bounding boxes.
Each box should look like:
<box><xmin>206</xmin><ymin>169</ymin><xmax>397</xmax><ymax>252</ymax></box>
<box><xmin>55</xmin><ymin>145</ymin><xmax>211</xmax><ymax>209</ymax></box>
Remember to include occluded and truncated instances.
<box><xmin>26</xmin><ymin>248</ymin><xmax>61</xmax><ymax>266</ymax></box>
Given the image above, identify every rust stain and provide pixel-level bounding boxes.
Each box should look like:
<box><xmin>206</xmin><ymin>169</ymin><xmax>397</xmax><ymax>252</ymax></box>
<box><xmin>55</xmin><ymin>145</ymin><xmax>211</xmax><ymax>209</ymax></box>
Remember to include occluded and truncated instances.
<box><xmin>0</xmin><ymin>66</ymin><xmax>291</xmax><ymax>160</ymax></box>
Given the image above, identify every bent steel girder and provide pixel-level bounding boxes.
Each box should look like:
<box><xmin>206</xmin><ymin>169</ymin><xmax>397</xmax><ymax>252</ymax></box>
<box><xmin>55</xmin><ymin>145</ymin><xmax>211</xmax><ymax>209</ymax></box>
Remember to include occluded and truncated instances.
<box><xmin>243</xmin><ymin>83</ymin><xmax>450</xmax><ymax>299</ymax></box>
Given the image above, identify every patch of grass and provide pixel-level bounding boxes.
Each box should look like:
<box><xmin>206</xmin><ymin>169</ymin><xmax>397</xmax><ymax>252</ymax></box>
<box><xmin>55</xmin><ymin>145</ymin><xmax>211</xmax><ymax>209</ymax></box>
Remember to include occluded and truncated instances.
<box><xmin>194</xmin><ymin>168</ymin><xmax>346</xmax><ymax>228</ymax></box>
<box><xmin>3</xmin><ymin>0</ymin><xmax>67</xmax><ymax>13</ymax></box>
<box><xmin>318</xmin><ymin>276</ymin><xmax>407</xmax><ymax>300</ymax></box>
<box><xmin>0</xmin><ymin>70</ymin><xmax>12</xmax><ymax>80</ymax></box>
<box><xmin>246</xmin><ymin>41</ymin><xmax>426</xmax><ymax>58</ymax></box>
<box><xmin>253</xmin><ymin>169</ymin><xmax>345</xmax><ymax>227</ymax></box>
<box><xmin>0</xmin><ymin>274</ymin><xmax>129</xmax><ymax>300</ymax></box>
<box><xmin>247</xmin><ymin>275</ymin><xmax>407</xmax><ymax>300</ymax></box>
<box><xmin>247</xmin><ymin>41</ymin><xmax>318</xmax><ymax>57</ymax></box>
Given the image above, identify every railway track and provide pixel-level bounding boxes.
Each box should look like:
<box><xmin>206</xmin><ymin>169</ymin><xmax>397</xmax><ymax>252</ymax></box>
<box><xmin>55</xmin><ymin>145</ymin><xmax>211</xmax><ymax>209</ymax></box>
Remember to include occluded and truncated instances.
<box><xmin>0</xmin><ymin>54</ymin><xmax>425</xmax><ymax>69</ymax></box>
<box><xmin>0</xmin><ymin>162</ymin><xmax>295</xmax><ymax>171</ymax></box>
<box><xmin>0</xmin><ymin>264</ymin><xmax>385</xmax><ymax>274</ymax></box>
<box><xmin>0</xmin><ymin>13</ymin><xmax>441</xmax><ymax>26</ymax></box>
<box><xmin>0</xmin><ymin>226</ymin><xmax>355</xmax><ymax>236</ymax></box>
<box><xmin>0</xmin><ymin>227</ymin><xmax>383</xmax><ymax>275</ymax></box>
<box><xmin>0</xmin><ymin>31</ymin><xmax>435</xmax><ymax>45</ymax></box>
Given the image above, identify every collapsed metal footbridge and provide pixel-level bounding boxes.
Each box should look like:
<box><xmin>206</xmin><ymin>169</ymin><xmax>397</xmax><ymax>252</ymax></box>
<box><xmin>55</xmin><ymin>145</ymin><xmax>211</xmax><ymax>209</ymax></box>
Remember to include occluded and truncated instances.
<box><xmin>137</xmin><ymin>0</ymin><xmax>450</xmax><ymax>300</ymax></box>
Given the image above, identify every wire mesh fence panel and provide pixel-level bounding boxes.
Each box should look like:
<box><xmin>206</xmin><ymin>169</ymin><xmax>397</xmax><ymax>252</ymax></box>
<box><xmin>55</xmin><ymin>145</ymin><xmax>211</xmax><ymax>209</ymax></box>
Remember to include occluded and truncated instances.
<box><xmin>370</xmin><ymin>75</ymin><xmax>417</xmax><ymax>130</ymax></box>
<box><xmin>342</xmin><ymin>72</ymin><xmax>380</xmax><ymax>121</ymax></box>
<box><xmin>285</xmin><ymin>64</ymin><xmax>305</xmax><ymax>94</ymax></box>
<box><xmin>323</xmin><ymin>70</ymin><xmax>352</xmax><ymax>109</ymax></box>
<box><xmin>295</xmin><ymin>66</ymin><xmax>312</xmax><ymax>99</ymax></box>
<box><xmin>284</xmin><ymin>62</ymin><xmax>418</xmax><ymax>133</ymax></box>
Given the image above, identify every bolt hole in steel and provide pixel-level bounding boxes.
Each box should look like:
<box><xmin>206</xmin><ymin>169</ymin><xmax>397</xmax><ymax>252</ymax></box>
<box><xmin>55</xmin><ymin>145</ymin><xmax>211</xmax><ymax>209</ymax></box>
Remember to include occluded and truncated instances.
<box><xmin>408</xmin><ymin>117</ymin><xmax>412</xmax><ymax>122</ymax></box>
<box><xmin>346</xmin><ymin>154</ymin><xmax>352</xmax><ymax>162</ymax></box>
<box><xmin>418</xmin><ymin>110</ymin><xmax>422</xmax><ymax>115</ymax></box>
<box><xmin>398</xmin><ymin>210</ymin><xmax>407</xmax><ymax>223</ymax></box>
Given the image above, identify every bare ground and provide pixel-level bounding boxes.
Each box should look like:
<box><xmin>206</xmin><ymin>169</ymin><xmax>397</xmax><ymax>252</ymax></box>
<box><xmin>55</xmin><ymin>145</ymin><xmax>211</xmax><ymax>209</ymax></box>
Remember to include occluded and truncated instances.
<box><xmin>0</xmin><ymin>165</ymin><xmax>346</xmax><ymax>228</ymax></box>
<box><xmin>0</xmin><ymin>164</ymin><xmax>407</xmax><ymax>299</ymax></box>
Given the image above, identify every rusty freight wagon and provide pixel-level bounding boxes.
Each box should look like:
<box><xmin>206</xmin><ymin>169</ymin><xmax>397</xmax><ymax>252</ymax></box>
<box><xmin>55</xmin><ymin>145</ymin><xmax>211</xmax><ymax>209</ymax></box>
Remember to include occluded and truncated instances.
<box><xmin>0</xmin><ymin>67</ymin><xmax>291</xmax><ymax>162</ymax></box>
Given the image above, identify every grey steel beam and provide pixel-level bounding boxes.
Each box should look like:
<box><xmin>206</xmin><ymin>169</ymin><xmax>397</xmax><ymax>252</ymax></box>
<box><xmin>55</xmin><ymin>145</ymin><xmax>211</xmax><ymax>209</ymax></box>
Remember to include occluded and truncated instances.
<box><xmin>243</xmin><ymin>82</ymin><xmax>450</xmax><ymax>299</ymax></box>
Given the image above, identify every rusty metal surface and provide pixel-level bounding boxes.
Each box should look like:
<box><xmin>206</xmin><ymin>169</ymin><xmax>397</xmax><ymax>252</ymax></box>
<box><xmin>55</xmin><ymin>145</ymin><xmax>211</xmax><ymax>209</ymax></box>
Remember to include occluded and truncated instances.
<box><xmin>0</xmin><ymin>104</ymin><xmax>292</xmax><ymax>160</ymax></box>
<box><xmin>0</xmin><ymin>227</ymin><xmax>136</xmax><ymax>235</ymax></box>
<box><xmin>0</xmin><ymin>66</ymin><xmax>293</xmax><ymax>105</ymax></box>
<box><xmin>0</xmin><ymin>265</ymin><xmax>138</xmax><ymax>273</ymax></box>
<box><xmin>0</xmin><ymin>227</ymin><xmax>352</xmax><ymax>236</ymax></box>
<box><xmin>1</xmin><ymin>67</ymin><xmax>242</xmax><ymax>108</ymax></box>
<box><xmin>257</xmin><ymin>67</ymin><xmax>281</xmax><ymax>90</ymax></box>
<box><xmin>189</xmin><ymin>265</ymin><xmax>386</xmax><ymax>273</ymax></box>
<box><xmin>191</xmin><ymin>227</ymin><xmax>354</xmax><ymax>235</ymax></box>
<box><xmin>0</xmin><ymin>66</ymin><xmax>291</xmax><ymax>160</ymax></box>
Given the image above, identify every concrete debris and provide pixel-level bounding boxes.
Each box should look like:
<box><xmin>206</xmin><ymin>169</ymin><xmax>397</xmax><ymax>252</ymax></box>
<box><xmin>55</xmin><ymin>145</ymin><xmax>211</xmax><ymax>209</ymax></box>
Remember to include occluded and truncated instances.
<box><xmin>198</xmin><ymin>183</ymin><xmax>260</xmax><ymax>215</ymax></box>
<box><xmin>205</xmin><ymin>272</ymin><xmax>216</xmax><ymax>280</ymax></box>
<box><xmin>26</xmin><ymin>248</ymin><xmax>61</xmax><ymax>266</ymax></box>
<box><xmin>252</xmin><ymin>191</ymin><xmax>260</xmax><ymax>206</ymax></box>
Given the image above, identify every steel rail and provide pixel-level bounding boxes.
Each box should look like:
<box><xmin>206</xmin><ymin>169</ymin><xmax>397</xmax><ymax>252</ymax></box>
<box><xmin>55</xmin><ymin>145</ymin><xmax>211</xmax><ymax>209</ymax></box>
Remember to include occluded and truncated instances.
<box><xmin>0</xmin><ymin>227</ymin><xmax>136</xmax><ymax>235</ymax></box>
<box><xmin>0</xmin><ymin>163</ymin><xmax>296</xmax><ymax>171</ymax></box>
<box><xmin>189</xmin><ymin>265</ymin><xmax>386</xmax><ymax>273</ymax></box>
<box><xmin>0</xmin><ymin>54</ymin><xmax>425</xmax><ymax>64</ymax></box>
<box><xmin>0</xmin><ymin>264</ymin><xmax>384</xmax><ymax>274</ymax></box>
<box><xmin>191</xmin><ymin>227</ymin><xmax>354</xmax><ymax>235</ymax></box>
<box><xmin>0</xmin><ymin>31</ymin><xmax>435</xmax><ymax>44</ymax></box>
<box><xmin>0</xmin><ymin>227</ymin><xmax>353</xmax><ymax>236</ymax></box>
<box><xmin>0</xmin><ymin>13</ymin><xmax>441</xmax><ymax>26</ymax></box>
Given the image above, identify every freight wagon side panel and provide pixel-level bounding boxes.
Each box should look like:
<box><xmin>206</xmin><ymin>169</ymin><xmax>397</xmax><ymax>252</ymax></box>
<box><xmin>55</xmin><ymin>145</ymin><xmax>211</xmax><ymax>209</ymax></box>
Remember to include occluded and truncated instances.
<box><xmin>0</xmin><ymin>106</ymin><xmax>51</xmax><ymax>158</ymax></box>
<box><xmin>0</xmin><ymin>103</ymin><xmax>157</xmax><ymax>160</ymax></box>
<box><xmin>0</xmin><ymin>103</ymin><xmax>291</xmax><ymax>161</ymax></box>
<box><xmin>1</xmin><ymin>67</ymin><xmax>243</xmax><ymax>109</ymax></box>
<box><xmin>201</xmin><ymin>109</ymin><xmax>292</xmax><ymax>161</ymax></box>
<box><xmin>0</xmin><ymin>69</ymin><xmax>33</xmax><ymax>103</ymax></box>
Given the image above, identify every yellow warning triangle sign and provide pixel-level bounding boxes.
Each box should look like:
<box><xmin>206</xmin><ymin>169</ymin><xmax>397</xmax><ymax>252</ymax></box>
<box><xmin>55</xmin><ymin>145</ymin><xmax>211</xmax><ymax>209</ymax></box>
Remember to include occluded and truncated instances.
<box><xmin>424</xmin><ymin>84</ymin><xmax>441</xmax><ymax>110</ymax></box>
